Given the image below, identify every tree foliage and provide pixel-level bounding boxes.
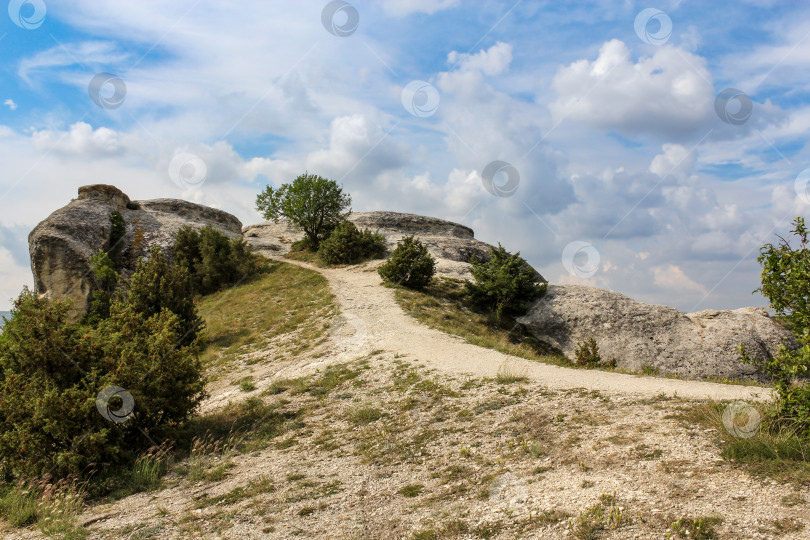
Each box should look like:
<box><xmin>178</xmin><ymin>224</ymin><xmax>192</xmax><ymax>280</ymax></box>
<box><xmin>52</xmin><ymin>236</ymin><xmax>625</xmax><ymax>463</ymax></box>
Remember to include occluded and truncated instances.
<box><xmin>465</xmin><ymin>244</ymin><xmax>546</xmax><ymax>319</ymax></box>
<box><xmin>378</xmin><ymin>236</ymin><xmax>435</xmax><ymax>290</ymax></box>
<box><xmin>172</xmin><ymin>225</ymin><xmax>263</xmax><ymax>295</ymax></box>
<box><xmin>317</xmin><ymin>221</ymin><xmax>386</xmax><ymax>265</ymax></box>
<box><xmin>0</xmin><ymin>285</ymin><xmax>205</xmax><ymax>480</ymax></box>
<box><xmin>255</xmin><ymin>173</ymin><xmax>351</xmax><ymax>248</ymax></box>
<box><xmin>745</xmin><ymin>217</ymin><xmax>810</xmax><ymax>432</ymax></box>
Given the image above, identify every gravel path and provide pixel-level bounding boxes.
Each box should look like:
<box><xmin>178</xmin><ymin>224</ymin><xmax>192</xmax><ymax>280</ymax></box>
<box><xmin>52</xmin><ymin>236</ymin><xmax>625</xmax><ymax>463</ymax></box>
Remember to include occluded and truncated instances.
<box><xmin>277</xmin><ymin>258</ymin><xmax>774</xmax><ymax>402</ymax></box>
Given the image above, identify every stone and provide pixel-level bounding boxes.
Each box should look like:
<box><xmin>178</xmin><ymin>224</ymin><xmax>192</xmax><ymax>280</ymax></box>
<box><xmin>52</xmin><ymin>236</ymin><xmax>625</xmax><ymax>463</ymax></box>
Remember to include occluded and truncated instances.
<box><xmin>28</xmin><ymin>184</ymin><xmax>242</xmax><ymax>317</ymax></box>
<box><xmin>516</xmin><ymin>284</ymin><xmax>797</xmax><ymax>381</ymax></box>
<box><xmin>243</xmin><ymin>211</ymin><xmax>545</xmax><ymax>281</ymax></box>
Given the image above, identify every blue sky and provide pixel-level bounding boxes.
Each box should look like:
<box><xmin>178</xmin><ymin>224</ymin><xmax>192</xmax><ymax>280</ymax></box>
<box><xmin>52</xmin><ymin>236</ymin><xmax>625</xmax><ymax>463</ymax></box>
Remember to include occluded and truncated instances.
<box><xmin>0</xmin><ymin>0</ymin><xmax>809</xmax><ymax>312</ymax></box>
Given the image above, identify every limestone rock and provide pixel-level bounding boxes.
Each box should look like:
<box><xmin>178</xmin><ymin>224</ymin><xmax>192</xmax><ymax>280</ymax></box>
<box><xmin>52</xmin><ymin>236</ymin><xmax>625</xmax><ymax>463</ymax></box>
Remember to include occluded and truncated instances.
<box><xmin>516</xmin><ymin>284</ymin><xmax>796</xmax><ymax>381</ymax></box>
<box><xmin>28</xmin><ymin>185</ymin><xmax>242</xmax><ymax>316</ymax></box>
<box><xmin>243</xmin><ymin>211</ymin><xmax>542</xmax><ymax>281</ymax></box>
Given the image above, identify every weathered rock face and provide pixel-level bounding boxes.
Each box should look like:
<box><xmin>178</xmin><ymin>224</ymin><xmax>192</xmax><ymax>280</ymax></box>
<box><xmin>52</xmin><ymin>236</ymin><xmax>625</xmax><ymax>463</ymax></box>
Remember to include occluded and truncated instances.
<box><xmin>243</xmin><ymin>211</ymin><xmax>542</xmax><ymax>280</ymax></box>
<box><xmin>517</xmin><ymin>284</ymin><xmax>796</xmax><ymax>381</ymax></box>
<box><xmin>29</xmin><ymin>185</ymin><xmax>242</xmax><ymax>316</ymax></box>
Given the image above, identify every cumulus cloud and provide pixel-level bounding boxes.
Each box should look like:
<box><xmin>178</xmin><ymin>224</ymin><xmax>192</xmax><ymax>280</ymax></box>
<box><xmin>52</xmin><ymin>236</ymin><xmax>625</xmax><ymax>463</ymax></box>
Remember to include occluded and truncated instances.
<box><xmin>653</xmin><ymin>264</ymin><xmax>708</xmax><ymax>295</ymax></box>
<box><xmin>31</xmin><ymin>122</ymin><xmax>125</xmax><ymax>158</ymax></box>
<box><xmin>4</xmin><ymin>99</ymin><xmax>17</xmax><ymax>111</ymax></box>
<box><xmin>549</xmin><ymin>39</ymin><xmax>714</xmax><ymax>140</ymax></box>
<box><xmin>447</xmin><ymin>42</ymin><xmax>513</xmax><ymax>75</ymax></box>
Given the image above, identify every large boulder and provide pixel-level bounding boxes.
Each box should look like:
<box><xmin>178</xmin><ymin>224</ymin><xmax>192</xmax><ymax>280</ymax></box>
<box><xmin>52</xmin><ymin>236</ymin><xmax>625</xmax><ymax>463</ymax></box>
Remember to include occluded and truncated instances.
<box><xmin>243</xmin><ymin>211</ymin><xmax>543</xmax><ymax>281</ymax></box>
<box><xmin>517</xmin><ymin>284</ymin><xmax>796</xmax><ymax>381</ymax></box>
<box><xmin>29</xmin><ymin>185</ymin><xmax>242</xmax><ymax>316</ymax></box>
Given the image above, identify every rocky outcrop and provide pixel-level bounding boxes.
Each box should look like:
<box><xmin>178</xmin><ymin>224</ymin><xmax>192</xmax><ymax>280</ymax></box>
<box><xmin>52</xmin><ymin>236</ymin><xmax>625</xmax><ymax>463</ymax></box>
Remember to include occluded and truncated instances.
<box><xmin>243</xmin><ymin>211</ymin><xmax>541</xmax><ymax>280</ymax></box>
<box><xmin>29</xmin><ymin>185</ymin><xmax>242</xmax><ymax>316</ymax></box>
<box><xmin>517</xmin><ymin>285</ymin><xmax>796</xmax><ymax>381</ymax></box>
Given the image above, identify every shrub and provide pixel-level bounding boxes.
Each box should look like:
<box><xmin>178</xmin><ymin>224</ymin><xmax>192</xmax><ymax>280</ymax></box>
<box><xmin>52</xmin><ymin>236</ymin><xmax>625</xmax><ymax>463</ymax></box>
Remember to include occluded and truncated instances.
<box><xmin>465</xmin><ymin>244</ymin><xmax>546</xmax><ymax>319</ymax></box>
<box><xmin>124</xmin><ymin>247</ymin><xmax>203</xmax><ymax>345</ymax></box>
<box><xmin>378</xmin><ymin>236</ymin><xmax>435</xmax><ymax>290</ymax></box>
<box><xmin>317</xmin><ymin>221</ymin><xmax>386</xmax><ymax>265</ymax></box>
<box><xmin>0</xmin><ymin>288</ymin><xmax>205</xmax><ymax>480</ymax></box>
<box><xmin>256</xmin><ymin>172</ymin><xmax>351</xmax><ymax>248</ymax></box>
<box><xmin>575</xmin><ymin>337</ymin><xmax>601</xmax><ymax>367</ymax></box>
<box><xmin>84</xmin><ymin>250</ymin><xmax>120</xmax><ymax>325</ymax></box>
<box><xmin>745</xmin><ymin>217</ymin><xmax>810</xmax><ymax>433</ymax></box>
<box><xmin>173</xmin><ymin>225</ymin><xmax>262</xmax><ymax>295</ymax></box>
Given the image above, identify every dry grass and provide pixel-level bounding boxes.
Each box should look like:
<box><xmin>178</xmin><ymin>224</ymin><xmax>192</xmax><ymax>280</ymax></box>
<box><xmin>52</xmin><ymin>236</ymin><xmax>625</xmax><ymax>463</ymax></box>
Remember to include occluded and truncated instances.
<box><xmin>197</xmin><ymin>260</ymin><xmax>335</xmax><ymax>372</ymax></box>
<box><xmin>393</xmin><ymin>278</ymin><xmax>571</xmax><ymax>368</ymax></box>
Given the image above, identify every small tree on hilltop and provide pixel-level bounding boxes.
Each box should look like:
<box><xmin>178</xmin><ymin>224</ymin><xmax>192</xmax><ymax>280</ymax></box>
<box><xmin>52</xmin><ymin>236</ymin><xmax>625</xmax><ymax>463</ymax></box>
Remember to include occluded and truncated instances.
<box><xmin>256</xmin><ymin>173</ymin><xmax>351</xmax><ymax>249</ymax></box>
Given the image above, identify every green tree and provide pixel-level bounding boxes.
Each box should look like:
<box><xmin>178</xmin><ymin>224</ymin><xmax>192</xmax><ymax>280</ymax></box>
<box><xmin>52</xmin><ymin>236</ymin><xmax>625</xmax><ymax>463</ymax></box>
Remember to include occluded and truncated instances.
<box><xmin>84</xmin><ymin>250</ymin><xmax>120</xmax><ymax>325</ymax></box>
<box><xmin>173</xmin><ymin>225</ymin><xmax>262</xmax><ymax>295</ymax></box>
<box><xmin>465</xmin><ymin>244</ymin><xmax>546</xmax><ymax>320</ymax></box>
<box><xmin>255</xmin><ymin>173</ymin><xmax>351</xmax><ymax>248</ymax></box>
<box><xmin>378</xmin><ymin>236</ymin><xmax>435</xmax><ymax>290</ymax></box>
<box><xmin>746</xmin><ymin>217</ymin><xmax>810</xmax><ymax>432</ymax></box>
<box><xmin>0</xmin><ymin>287</ymin><xmax>205</xmax><ymax>480</ymax></box>
<box><xmin>124</xmin><ymin>247</ymin><xmax>202</xmax><ymax>345</ymax></box>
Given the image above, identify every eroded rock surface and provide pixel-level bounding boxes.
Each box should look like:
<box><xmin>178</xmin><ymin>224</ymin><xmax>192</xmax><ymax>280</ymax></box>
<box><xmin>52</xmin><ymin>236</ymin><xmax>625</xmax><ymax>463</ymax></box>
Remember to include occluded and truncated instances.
<box><xmin>243</xmin><ymin>211</ymin><xmax>538</xmax><ymax>280</ymax></box>
<box><xmin>517</xmin><ymin>284</ymin><xmax>796</xmax><ymax>381</ymax></box>
<box><xmin>28</xmin><ymin>185</ymin><xmax>242</xmax><ymax>315</ymax></box>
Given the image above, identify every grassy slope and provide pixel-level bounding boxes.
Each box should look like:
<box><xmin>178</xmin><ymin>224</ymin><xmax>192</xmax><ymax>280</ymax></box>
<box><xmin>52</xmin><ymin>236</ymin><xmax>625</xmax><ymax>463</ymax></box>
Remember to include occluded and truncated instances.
<box><xmin>393</xmin><ymin>277</ymin><xmax>573</xmax><ymax>368</ymax></box>
<box><xmin>197</xmin><ymin>259</ymin><xmax>335</xmax><ymax>374</ymax></box>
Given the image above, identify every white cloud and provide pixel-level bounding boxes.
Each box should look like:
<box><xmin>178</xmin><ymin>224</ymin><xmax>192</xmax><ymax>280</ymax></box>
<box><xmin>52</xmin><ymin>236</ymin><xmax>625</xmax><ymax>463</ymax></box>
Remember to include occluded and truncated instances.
<box><xmin>653</xmin><ymin>264</ymin><xmax>708</xmax><ymax>295</ymax></box>
<box><xmin>3</xmin><ymin>99</ymin><xmax>17</xmax><ymax>111</ymax></box>
<box><xmin>549</xmin><ymin>39</ymin><xmax>714</xmax><ymax>140</ymax></box>
<box><xmin>31</xmin><ymin>122</ymin><xmax>125</xmax><ymax>158</ymax></box>
<box><xmin>447</xmin><ymin>42</ymin><xmax>513</xmax><ymax>75</ymax></box>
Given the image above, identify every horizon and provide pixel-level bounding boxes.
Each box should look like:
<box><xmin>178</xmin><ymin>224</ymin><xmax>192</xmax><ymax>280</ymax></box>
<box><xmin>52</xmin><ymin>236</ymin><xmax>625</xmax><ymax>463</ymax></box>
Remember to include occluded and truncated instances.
<box><xmin>1</xmin><ymin>1</ymin><xmax>809</xmax><ymax>312</ymax></box>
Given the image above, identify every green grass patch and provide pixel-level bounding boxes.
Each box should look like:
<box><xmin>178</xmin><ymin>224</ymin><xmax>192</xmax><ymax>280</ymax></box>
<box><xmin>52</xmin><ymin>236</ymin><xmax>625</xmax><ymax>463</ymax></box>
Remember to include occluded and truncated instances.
<box><xmin>197</xmin><ymin>259</ymin><xmax>335</xmax><ymax>373</ymax></box>
<box><xmin>674</xmin><ymin>402</ymin><xmax>810</xmax><ymax>485</ymax></box>
<box><xmin>393</xmin><ymin>278</ymin><xmax>570</xmax><ymax>367</ymax></box>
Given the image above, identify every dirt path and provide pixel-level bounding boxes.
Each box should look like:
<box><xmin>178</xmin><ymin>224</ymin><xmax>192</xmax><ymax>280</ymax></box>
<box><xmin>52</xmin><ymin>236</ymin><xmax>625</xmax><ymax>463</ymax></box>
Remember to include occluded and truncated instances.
<box><xmin>277</xmin><ymin>257</ymin><xmax>773</xmax><ymax>402</ymax></box>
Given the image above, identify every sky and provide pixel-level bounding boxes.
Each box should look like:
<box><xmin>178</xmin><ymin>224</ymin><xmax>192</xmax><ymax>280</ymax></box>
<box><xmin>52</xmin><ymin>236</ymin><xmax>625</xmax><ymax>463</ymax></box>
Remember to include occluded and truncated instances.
<box><xmin>0</xmin><ymin>0</ymin><xmax>808</xmax><ymax>312</ymax></box>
